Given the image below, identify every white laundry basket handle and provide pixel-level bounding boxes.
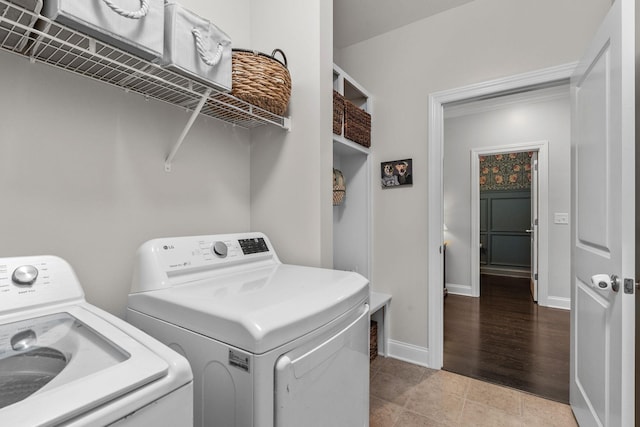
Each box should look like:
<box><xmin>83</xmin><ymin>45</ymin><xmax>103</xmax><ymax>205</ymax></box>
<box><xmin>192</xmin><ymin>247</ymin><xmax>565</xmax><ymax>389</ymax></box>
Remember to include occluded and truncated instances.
<box><xmin>191</xmin><ymin>28</ymin><xmax>226</xmax><ymax>67</ymax></box>
<box><xmin>101</xmin><ymin>0</ymin><xmax>150</xmax><ymax>20</ymax></box>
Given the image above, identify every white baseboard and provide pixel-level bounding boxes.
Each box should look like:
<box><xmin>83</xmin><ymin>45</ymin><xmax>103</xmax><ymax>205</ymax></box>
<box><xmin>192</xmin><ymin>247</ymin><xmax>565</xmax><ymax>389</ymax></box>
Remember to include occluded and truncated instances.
<box><xmin>387</xmin><ymin>339</ymin><xmax>431</xmax><ymax>368</ymax></box>
<box><xmin>446</xmin><ymin>283</ymin><xmax>472</xmax><ymax>296</ymax></box>
<box><xmin>544</xmin><ymin>296</ymin><xmax>570</xmax><ymax>310</ymax></box>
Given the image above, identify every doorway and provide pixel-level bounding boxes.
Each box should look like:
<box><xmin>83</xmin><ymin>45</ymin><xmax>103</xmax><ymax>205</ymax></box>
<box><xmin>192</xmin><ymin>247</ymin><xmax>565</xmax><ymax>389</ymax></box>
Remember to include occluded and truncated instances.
<box><xmin>442</xmin><ymin>93</ymin><xmax>565</xmax><ymax>401</ymax></box>
<box><xmin>478</xmin><ymin>151</ymin><xmax>534</xmax><ymax>280</ymax></box>
<box><xmin>468</xmin><ymin>143</ymin><xmax>548</xmax><ymax>300</ymax></box>
<box><xmin>480</xmin><ymin>151</ymin><xmax>538</xmax><ymax>278</ymax></box>
<box><xmin>426</xmin><ymin>63</ymin><xmax>576</xmax><ymax>371</ymax></box>
<box><xmin>443</xmin><ymin>96</ymin><xmax>555</xmax><ymax>302</ymax></box>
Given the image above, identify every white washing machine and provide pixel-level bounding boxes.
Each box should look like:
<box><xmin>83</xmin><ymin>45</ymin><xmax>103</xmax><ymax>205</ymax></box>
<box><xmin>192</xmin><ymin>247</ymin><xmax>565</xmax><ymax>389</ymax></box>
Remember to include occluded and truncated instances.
<box><xmin>0</xmin><ymin>255</ymin><xmax>193</xmax><ymax>426</ymax></box>
<box><xmin>126</xmin><ymin>232</ymin><xmax>370</xmax><ymax>427</ymax></box>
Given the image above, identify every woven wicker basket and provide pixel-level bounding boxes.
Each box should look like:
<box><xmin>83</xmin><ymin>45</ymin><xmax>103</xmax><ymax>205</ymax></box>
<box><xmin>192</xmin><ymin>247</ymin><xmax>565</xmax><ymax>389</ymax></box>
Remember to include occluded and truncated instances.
<box><xmin>333</xmin><ymin>168</ymin><xmax>346</xmax><ymax>206</ymax></box>
<box><xmin>333</xmin><ymin>90</ymin><xmax>344</xmax><ymax>135</ymax></box>
<box><xmin>370</xmin><ymin>321</ymin><xmax>378</xmax><ymax>361</ymax></box>
<box><xmin>231</xmin><ymin>48</ymin><xmax>291</xmax><ymax>115</ymax></box>
<box><xmin>344</xmin><ymin>100</ymin><xmax>371</xmax><ymax>148</ymax></box>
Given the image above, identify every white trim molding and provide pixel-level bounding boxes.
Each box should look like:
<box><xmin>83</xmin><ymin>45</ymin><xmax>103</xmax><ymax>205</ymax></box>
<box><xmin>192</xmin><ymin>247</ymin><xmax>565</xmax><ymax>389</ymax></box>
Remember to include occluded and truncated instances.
<box><xmin>387</xmin><ymin>340</ymin><xmax>430</xmax><ymax>368</ymax></box>
<box><xmin>445</xmin><ymin>283</ymin><xmax>472</xmax><ymax>296</ymax></box>
<box><xmin>470</xmin><ymin>140</ymin><xmax>549</xmax><ymax>303</ymax></box>
<box><xmin>427</xmin><ymin>62</ymin><xmax>577</xmax><ymax>369</ymax></box>
<box><xmin>546</xmin><ymin>297</ymin><xmax>571</xmax><ymax>310</ymax></box>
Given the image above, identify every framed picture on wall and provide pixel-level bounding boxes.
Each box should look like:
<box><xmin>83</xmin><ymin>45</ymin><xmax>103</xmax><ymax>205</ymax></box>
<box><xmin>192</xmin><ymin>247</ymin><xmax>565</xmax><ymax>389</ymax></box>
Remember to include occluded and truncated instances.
<box><xmin>381</xmin><ymin>158</ymin><xmax>412</xmax><ymax>187</ymax></box>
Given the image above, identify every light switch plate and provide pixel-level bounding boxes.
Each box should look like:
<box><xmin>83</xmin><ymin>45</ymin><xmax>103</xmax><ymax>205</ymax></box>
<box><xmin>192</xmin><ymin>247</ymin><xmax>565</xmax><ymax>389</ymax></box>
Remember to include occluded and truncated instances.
<box><xmin>554</xmin><ymin>213</ymin><xmax>569</xmax><ymax>224</ymax></box>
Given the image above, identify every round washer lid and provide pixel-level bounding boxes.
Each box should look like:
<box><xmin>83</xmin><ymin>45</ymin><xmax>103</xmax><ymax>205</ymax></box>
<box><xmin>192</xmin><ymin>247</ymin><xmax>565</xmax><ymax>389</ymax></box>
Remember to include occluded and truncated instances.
<box><xmin>0</xmin><ymin>305</ymin><xmax>169</xmax><ymax>425</ymax></box>
<box><xmin>128</xmin><ymin>263</ymin><xmax>370</xmax><ymax>354</ymax></box>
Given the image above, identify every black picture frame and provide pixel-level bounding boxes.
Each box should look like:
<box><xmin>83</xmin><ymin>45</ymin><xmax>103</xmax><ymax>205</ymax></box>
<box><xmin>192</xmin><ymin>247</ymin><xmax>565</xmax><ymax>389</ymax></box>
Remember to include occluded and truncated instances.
<box><xmin>381</xmin><ymin>158</ymin><xmax>413</xmax><ymax>187</ymax></box>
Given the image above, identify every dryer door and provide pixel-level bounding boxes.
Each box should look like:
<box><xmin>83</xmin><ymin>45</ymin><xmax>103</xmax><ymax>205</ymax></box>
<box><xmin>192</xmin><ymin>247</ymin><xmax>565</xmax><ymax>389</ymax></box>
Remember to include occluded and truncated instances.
<box><xmin>274</xmin><ymin>303</ymin><xmax>369</xmax><ymax>427</ymax></box>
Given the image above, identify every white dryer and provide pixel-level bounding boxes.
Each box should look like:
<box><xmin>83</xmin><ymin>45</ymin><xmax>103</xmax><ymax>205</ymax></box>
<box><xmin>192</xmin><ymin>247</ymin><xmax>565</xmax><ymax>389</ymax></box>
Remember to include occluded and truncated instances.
<box><xmin>126</xmin><ymin>232</ymin><xmax>370</xmax><ymax>427</ymax></box>
<box><xmin>0</xmin><ymin>255</ymin><xmax>193</xmax><ymax>426</ymax></box>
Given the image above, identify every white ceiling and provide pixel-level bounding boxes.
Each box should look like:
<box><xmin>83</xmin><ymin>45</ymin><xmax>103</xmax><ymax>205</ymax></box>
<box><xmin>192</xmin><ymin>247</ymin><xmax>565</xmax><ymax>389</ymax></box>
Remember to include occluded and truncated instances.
<box><xmin>333</xmin><ymin>0</ymin><xmax>475</xmax><ymax>49</ymax></box>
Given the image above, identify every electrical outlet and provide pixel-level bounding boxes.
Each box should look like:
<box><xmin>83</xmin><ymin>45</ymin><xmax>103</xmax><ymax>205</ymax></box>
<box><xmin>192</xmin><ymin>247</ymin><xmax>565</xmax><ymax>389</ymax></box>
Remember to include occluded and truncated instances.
<box><xmin>554</xmin><ymin>213</ymin><xmax>569</xmax><ymax>225</ymax></box>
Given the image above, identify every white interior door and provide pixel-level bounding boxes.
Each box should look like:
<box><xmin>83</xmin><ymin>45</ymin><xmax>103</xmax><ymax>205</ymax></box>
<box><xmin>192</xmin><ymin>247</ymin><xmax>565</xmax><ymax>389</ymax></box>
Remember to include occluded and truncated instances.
<box><xmin>570</xmin><ymin>0</ymin><xmax>635</xmax><ymax>425</ymax></box>
<box><xmin>529</xmin><ymin>152</ymin><xmax>539</xmax><ymax>302</ymax></box>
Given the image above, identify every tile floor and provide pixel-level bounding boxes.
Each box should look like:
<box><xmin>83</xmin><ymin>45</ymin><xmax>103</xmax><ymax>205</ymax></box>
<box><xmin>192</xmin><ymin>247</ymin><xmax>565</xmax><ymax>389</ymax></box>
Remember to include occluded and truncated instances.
<box><xmin>370</xmin><ymin>357</ymin><xmax>578</xmax><ymax>427</ymax></box>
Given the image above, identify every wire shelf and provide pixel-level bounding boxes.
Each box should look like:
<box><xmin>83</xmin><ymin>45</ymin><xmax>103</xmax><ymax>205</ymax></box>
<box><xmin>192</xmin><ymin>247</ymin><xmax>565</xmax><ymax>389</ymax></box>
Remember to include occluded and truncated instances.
<box><xmin>0</xmin><ymin>0</ymin><xmax>290</xmax><ymax>130</ymax></box>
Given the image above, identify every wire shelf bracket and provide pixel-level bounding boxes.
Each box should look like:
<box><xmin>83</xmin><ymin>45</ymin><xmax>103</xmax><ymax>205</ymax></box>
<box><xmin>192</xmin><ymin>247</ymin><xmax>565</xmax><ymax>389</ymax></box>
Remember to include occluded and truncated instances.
<box><xmin>165</xmin><ymin>88</ymin><xmax>212</xmax><ymax>172</ymax></box>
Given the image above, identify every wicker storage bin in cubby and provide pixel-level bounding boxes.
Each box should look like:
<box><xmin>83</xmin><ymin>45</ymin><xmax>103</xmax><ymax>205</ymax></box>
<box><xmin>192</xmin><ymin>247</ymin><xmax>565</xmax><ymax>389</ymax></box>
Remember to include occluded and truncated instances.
<box><xmin>333</xmin><ymin>168</ymin><xmax>346</xmax><ymax>206</ymax></box>
<box><xmin>344</xmin><ymin>100</ymin><xmax>371</xmax><ymax>148</ymax></box>
<box><xmin>370</xmin><ymin>320</ymin><xmax>378</xmax><ymax>361</ymax></box>
<box><xmin>333</xmin><ymin>90</ymin><xmax>344</xmax><ymax>135</ymax></box>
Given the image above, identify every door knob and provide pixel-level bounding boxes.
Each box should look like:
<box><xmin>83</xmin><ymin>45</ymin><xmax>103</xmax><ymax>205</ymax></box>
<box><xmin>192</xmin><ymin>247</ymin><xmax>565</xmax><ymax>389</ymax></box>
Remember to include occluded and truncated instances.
<box><xmin>591</xmin><ymin>274</ymin><xmax>620</xmax><ymax>292</ymax></box>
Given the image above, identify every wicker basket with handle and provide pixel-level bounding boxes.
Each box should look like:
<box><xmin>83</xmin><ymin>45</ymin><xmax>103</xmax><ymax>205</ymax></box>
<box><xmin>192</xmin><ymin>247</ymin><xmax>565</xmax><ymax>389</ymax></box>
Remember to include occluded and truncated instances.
<box><xmin>231</xmin><ymin>48</ymin><xmax>291</xmax><ymax>115</ymax></box>
<box><xmin>333</xmin><ymin>168</ymin><xmax>346</xmax><ymax>206</ymax></box>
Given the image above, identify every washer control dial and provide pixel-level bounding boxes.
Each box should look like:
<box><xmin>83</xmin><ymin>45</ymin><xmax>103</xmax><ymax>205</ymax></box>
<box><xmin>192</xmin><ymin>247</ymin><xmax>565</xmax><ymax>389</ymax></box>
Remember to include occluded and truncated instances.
<box><xmin>12</xmin><ymin>265</ymin><xmax>39</xmax><ymax>286</ymax></box>
<box><xmin>212</xmin><ymin>241</ymin><xmax>228</xmax><ymax>258</ymax></box>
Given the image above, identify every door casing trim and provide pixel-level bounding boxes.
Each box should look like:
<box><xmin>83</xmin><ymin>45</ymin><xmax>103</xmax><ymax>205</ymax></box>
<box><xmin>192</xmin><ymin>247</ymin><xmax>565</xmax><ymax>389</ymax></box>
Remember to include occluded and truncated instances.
<box><xmin>427</xmin><ymin>62</ymin><xmax>576</xmax><ymax>369</ymax></box>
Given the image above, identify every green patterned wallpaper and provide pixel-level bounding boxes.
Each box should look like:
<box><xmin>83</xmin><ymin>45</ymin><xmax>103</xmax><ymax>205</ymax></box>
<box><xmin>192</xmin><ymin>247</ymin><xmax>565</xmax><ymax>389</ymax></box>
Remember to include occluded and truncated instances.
<box><xmin>480</xmin><ymin>151</ymin><xmax>533</xmax><ymax>191</ymax></box>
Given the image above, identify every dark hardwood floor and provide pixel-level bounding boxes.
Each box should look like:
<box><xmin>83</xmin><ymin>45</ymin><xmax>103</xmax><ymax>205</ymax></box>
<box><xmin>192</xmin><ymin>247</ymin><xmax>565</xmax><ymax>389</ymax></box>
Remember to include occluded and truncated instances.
<box><xmin>443</xmin><ymin>274</ymin><xmax>570</xmax><ymax>403</ymax></box>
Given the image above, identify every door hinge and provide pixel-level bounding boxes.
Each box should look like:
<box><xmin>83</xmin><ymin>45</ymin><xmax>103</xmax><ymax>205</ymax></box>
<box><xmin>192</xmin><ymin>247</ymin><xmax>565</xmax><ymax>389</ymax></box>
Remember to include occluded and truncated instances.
<box><xmin>624</xmin><ymin>278</ymin><xmax>635</xmax><ymax>294</ymax></box>
<box><xmin>534</xmin><ymin>219</ymin><xmax>538</xmax><ymax>226</ymax></box>
<box><xmin>534</xmin><ymin>273</ymin><xmax>538</xmax><ymax>280</ymax></box>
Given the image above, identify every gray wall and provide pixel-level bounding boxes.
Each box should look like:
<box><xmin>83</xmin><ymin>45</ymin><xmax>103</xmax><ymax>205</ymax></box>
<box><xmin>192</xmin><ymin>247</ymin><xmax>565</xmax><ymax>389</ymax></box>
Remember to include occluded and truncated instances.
<box><xmin>250</xmin><ymin>0</ymin><xmax>334</xmax><ymax>269</ymax></box>
<box><xmin>0</xmin><ymin>50</ymin><xmax>251</xmax><ymax>317</ymax></box>
<box><xmin>444</xmin><ymin>88</ymin><xmax>571</xmax><ymax>306</ymax></box>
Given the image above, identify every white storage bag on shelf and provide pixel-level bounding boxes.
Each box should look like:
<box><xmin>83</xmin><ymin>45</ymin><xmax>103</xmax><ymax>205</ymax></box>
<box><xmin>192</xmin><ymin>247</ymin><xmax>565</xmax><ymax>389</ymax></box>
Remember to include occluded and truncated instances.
<box><xmin>41</xmin><ymin>0</ymin><xmax>164</xmax><ymax>60</ymax></box>
<box><xmin>161</xmin><ymin>1</ymin><xmax>231</xmax><ymax>92</ymax></box>
<box><xmin>0</xmin><ymin>0</ymin><xmax>42</xmax><ymax>51</ymax></box>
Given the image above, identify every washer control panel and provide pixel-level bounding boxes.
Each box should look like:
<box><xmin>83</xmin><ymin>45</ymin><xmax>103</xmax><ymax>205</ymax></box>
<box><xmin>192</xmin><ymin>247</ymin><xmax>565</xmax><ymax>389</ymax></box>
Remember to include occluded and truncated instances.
<box><xmin>0</xmin><ymin>256</ymin><xmax>84</xmax><ymax>314</ymax></box>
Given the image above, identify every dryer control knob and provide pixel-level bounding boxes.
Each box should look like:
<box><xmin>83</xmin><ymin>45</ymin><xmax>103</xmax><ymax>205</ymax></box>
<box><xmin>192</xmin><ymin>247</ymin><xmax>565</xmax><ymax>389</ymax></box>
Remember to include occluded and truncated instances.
<box><xmin>212</xmin><ymin>241</ymin><xmax>228</xmax><ymax>258</ymax></box>
<box><xmin>12</xmin><ymin>265</ymin><xmax>39</xmax><ymax>286</ymax></box>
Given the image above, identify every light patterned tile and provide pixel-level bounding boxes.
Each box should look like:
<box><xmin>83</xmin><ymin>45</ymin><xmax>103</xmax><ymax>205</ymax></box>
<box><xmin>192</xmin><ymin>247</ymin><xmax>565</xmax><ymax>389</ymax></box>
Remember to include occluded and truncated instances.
<box><xmin>458</xmin><ymin>400</ymin><xmax>523</xmax><ymax>427</ymax></box>
<box><xmin>378</xmin><ymin>356</ymin><xmax>428</xmax><ymax>383</ymax></box>
<box><xmin>369</xmin><ymin>396</ymin><xmax>403</xmax><ymax>427</ymax></box>
<box><xmin>520</xmin><ymin>413</ymin><xmax>578</xmax><ymax>427</ymax></box>
<box><xmin>370</xmin><ymin>355</ymin><xmax>385</xmax><ymax>377</ymax></box>
<box><xmin>369</xmin><ymin>358</ymin><xmax>574</xmax><ymax>427</ymax></box>
<box><xmin>419</xmin><ymin>369</ymin><xmax>470</xmax><ymax>397</ymax></box>
<box><xmin>465</xmin><ymin>378</ymin><xmax>522</xmax><ymax>416</ymax></box>
<box><xmin>370</xmin><ymin>370</ymin><xmax>419</xmax><ymax>406</ymax></box>
<box><xmin>521</xmin><ymin>394</ymin><xmax>577</xmax><ymax>427</ymax></box>
<box><xmin>395</xmin><ymin>410</ymin><xmax>450</xmax><ymax>427</ymax></box>
<box><xmin>404</xmin><ymin>376</ymin><xmax>465</xmax><ymax>425</ymax></box>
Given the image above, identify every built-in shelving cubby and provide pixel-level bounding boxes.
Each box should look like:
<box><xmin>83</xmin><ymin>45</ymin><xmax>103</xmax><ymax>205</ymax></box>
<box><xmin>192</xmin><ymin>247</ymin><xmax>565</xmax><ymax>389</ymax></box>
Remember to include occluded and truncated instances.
<box><xmin>332</xmin><ymin>64</ymin><xmax>371</xmax><ymax>281</ymax></box>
